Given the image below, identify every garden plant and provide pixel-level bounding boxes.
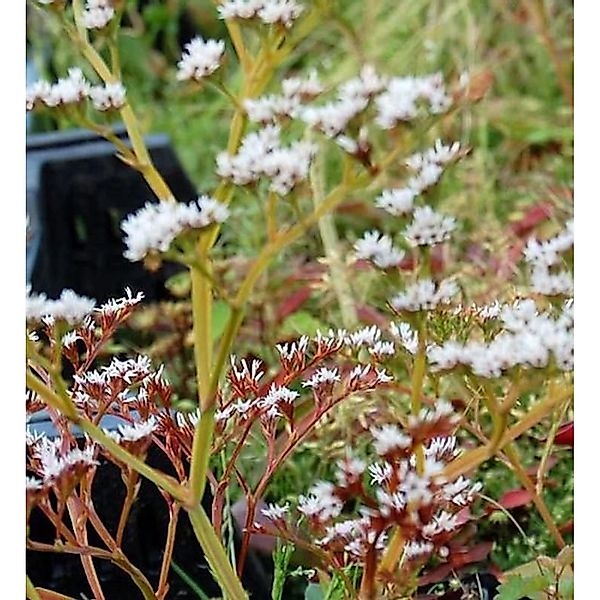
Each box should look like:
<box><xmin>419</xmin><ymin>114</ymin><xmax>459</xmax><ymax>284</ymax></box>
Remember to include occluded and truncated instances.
<box><xmin>25</xmin><ymin>1</ymin><xmax>574</xmax><ymax>599</ymax></box>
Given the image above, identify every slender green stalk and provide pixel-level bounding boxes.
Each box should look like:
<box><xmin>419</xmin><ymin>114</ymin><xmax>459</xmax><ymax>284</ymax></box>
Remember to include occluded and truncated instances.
<box><xmin>171</xmin><ymin>561</ymin><xmax>212</xmax><ymax>600</ymax></box>
<box><xmin>311</xmin><ymin>145</ymin><xmax>357</xmax><ymax>329</ymax></box>
<box><xmin>190</xmin><ymin>265</ymin><xmax>213</xmax><ymax>410</ymax></box>
<box><xmin>503</xmin><ymin>443</ymin><xmax>566</xmax><ymax>549</ymax></box>
<box><xmin>26</xmin><ymin>576</ymin><xmax>42</xmax><ymax>600</ymax></box>
<box><xmin>187</xmin><ymin>506</ymin><xmax>249</xmax><ymax>600</ymax></box>
<box><xmin>443</xmin><ymin>383</ymin><xmax>573</xmax><ymax>480</ymax></box>
<box><xmin>188</xmin><ymin>406</ymin><xmax>216</xmax><ymax>506</ymax></box>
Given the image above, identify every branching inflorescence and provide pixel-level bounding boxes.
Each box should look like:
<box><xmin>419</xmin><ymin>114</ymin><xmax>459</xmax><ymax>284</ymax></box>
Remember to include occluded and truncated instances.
<box><xmin>25</xmin><ymin>0</ymin><xmax>573</xmax><ymax>598</ymax></box>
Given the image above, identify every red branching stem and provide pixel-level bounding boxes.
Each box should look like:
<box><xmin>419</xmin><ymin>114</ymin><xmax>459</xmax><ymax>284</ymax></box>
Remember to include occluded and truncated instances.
<box><xmin>157</xmin><ymin>503</ymin><xmax>180</xmax><ymax>600</ymax></box>
<box><xmin>116</xmin><ymin>470</ymin><xmax>139</xmax><ymax>546</ymax></box>
<box><xmin>67</xmin><ymin>497</ymin><xmax>107</xmax><ymax>600</ymax></box>
<box><xmin>358</xmin><ymin>545</ymin><xmax>377</xmax><ymax>600</ymax></box>
<box><xmin>212</xmin><ymin>421</ymin><xmax>254</xmax><ymax>536</ymax></box>
<box><xmin>38</xmin><ymin>503</ymin><xmax>79</xmax><ymax>545</ymax></box>
<box><xmin>237</xmin><ymin>389</ymin><xmax>358</xmax><ymax>574</ymax></box>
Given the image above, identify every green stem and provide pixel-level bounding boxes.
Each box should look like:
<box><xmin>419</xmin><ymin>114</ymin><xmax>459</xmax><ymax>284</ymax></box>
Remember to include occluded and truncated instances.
<box><xmin>188</xmin><ymin>406</ymin><xmax>216</xmax><ymax>507</ymax></box>
<box><xmin>443</xmin><ymin>382</ymin><xmax>573</xmax><ymax>480</ymax></box>
<box><xmin>26</xmin><ymin>576</ymin><xmax>42</xmax><ymax>600</ymax></box>
<box><xmin>311</xmin><ymin>143</ymin><xmax>357</xmax><ymax>329</ymax></box>
<box><xmin>503</xmin><ymin>443</ymin><xmax>566</xmax><ymax>549</ymax></box>
<box><xmin>187</xmin><ymin>506</ymin><xmax>248</xmax><ymax>600</ymax></box>
<box><xmin>70</xmin><ymin>4</ymin><xmax>174</xmax><ymax>202</ymax></box>
<box><xmin>190</xmin><ymin>265</ymin><xmax>213</xmax><ymax>410</ymax></box>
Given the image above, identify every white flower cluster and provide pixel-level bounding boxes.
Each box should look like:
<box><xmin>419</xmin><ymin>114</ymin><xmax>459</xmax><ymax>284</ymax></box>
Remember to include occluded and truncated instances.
<box><xmin>35</xmin><ymin>438</ymin><xmax>98</xmax><ymax>483</ymax></box>
<box><xmin>302</xmin><ymin>367</ymin><xmax>341</xmax><ymax>388</ymax></box>
<box><xmin>176</xmin><ymin>37</ymin><xmax>225</xmax><ymax>82</ymax></box>
<box><xmin>345</xmin><ymin>325</ymin><xmax>382</xmax><ymax>348</ymax></box>
<box><xmin>353</xmin><ymin>230</ymin><xmax>405</xmax><ymax>268</ymax></box>
<box><xmin>371</xmin><ymin>424</ymin><xmax>412</xmax><ymax>456</ymax></box>
<box><xmin>26</xmin><ymin>68</ymin><xmax>126</xmax><ymax>112</ymax></box>
<box><xmin>373</xmin><ymin>140</ymin><xmax>460</xmax><ymax>224</ymax></box>
<box><xmin>261</xmin><ymin>502</ymin><xmax>290</xmax><ymax>521</ymax></box>
<box><xmin>74</xmin><ymin>355</ymin><xmax>154</xmax><ymax>390</ymax></box>
<box><xmin>375</xmin><ymin>73</ymin><xmax>452</xmax><ymax>129</ymax></box>
<box><xmin>391</xmin><ymin>279</ymin><xmax>458</xmax><ymax>312</ymax></box>
<box><xmin>81</xmin><ymin>0</ymin><xmax>115</xmax><ymax>30</ymax></box>
<box><xmin>273</xmin><ymin>429</ymin><xmax>480</xmax><ymax>565</ymax></box>
<box><xmin>300</xmin><ymin>65</ymin><xmax>386</xmax><ymax>138</ymax></box>
<box><xmin>121</xmin><ymin>196</ymin><xmax>229</xmax><ymax>262</ymax></box>
<box><xmin>26</xmin><ymin>68</ymin><xmax>89</xmax><ymax>110</ymax></box>
<box><xmin>229</xmin><ymin>356</ymin><xmax>265</xmax><ymax>388</ymax></box>
<box><xmin>105</xmin><ymin>416</ymin><xmax>157</xmax><ymax>443</ymax></box>
<box><xmin>217</xmin><ymin>0</ymin><xmax>304</xmax><ymax>28</ymax></box>
<box><xmin>244</xmin><ymin>71</ymin><xmax>323</xmax><ymax>123</ymax></box>
<box><xmin>298</xmin><ymin>481</ymin><xmax>343</xmax><ymax>522</ymax></box>
<box><xmin>390</xmin><ymin>322</ymin><xmax>418</xmax><ymax>354</ymax></box>
<box><xmin>524</xmin><ymin>220</ymin><xmax>573</xmax><ymax>296</ymax></box>
<box><xmin>26</xmin><ymin>286</ymin><xmax>96</xmax><ymax>324</ymax></box>
<box><xmin>216</xmin><ymin>125</ymin><xmax>317</xmax><ymax>195</ymax></box>
<box><xmin>375</xmin><ymin>188</ymin><xmax>417</xmax><ymax>216</ymax></box>
<box><xmin>404</xmin><ymin>205</ymin><xmax>456</xmax><ymax>247</ymax></box>
<box><xmin>426</xmin><ymin>298</ymin><xmax>574</xmax><ymax>377</ymax></box>
<box><xmin>97</xmin><ymin>287</ymin><xmax>144</xmax><ymax>317</ymax></box>
<box><xmin>353</xmin><ymin>139</ymin><xmax>460</xmax><ymax>266</ymax></box>
<box><xmin>89</xmin><ymin>82</ymin><xmax>126</xmax><ymax>111</ymax></box>
<box><xmin>335</xmin><ymin>455</ymin><xmax>367</xmax><ymax>487</ymax></box>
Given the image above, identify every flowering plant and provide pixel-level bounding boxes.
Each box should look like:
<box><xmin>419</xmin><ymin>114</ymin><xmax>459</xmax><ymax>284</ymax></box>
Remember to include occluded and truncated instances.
<box><xmin>26</xmin><ymin>1</ymin><xmax>573</xmax><ymax>599</ymax></box>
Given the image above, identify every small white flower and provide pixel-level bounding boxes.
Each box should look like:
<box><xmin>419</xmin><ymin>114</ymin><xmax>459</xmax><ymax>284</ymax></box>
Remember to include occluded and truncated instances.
<box><xmin>369</xmin><ymin>340</ymin><xmax>395</xmax><ymax>357</ymax></box>
<box><xmin>354</xmin><ymin>230</ymin><xmax>405</xmax><ymax>268</ymax></box>
<box><xmin>298</xmin><ymin>481</ymin><xmax>343</xmax><ymax>521</ymax></box>
<box><xmin>338</xmin><ymin>65</ymin><xmax>387</xmax><ymax>100</ymax></box>
<box><xmin>177</xmin><ymin>37</ymin><xmax>225</xmax><ymax>81</ymax></box>
<box><xmin>121</xmin><ymin>196</ymin><xmax>229</xmax><ymax>262</ymax></box>
<box><xmin>391</xmin><ymin>279</ymin><xmax>458</xmax><ymax>312</ymax></box>
<box><xmin>62</xmin><ymin>331</ymin><xmax>81</xmax><ymax>348</ymax></box>
<box><xmin>302</xmin><ymin>367</ymin><xmax>340</xmax><ymax>388</ymax></box>
<box><xmin>89</xmin><ymin>82</ymin><xmax>126</xmax><ymax>111</ymax></box>
<box><xmin>26</xmin><ymin>80</ymin><xmax>52</xmax><ymax>110</ymax></box>
<box><xmin>300</xmin><ymin>96</ymin><xmax>368</xmax><ymax>138</ymax></box>
<box><xmin>390</xmin><ymin>322</ymin><xmax>418</xmax><ymax>354</ymax></box>
<box><xmin>368</xmin><ymin>462</ymin><xmax>393</xmax><ymax>485</ymax></box>
<box><xmin>82</xmin><ymin>0</ymin><xmax>115</xmax><ymax>29</ymax></box>
<box><xmin>346</xmin><ymin>325</ymin><xmax>382</xmax><ymax>348</ymax></box>
<box><xmin>97</xmin><ymin>288</ymin><xmax>144</xmax><ymax>317</ymax></box>
<box><xmin>404</xmin><ymin>540</ymin><xmax>434</xmax><ymax>559</ymax></box>
<box><xmin>375</xmin><ymin>73</ymin><xmax>452</xmax><ymax>129</ymax></box>
<box><xmin>261</xmin><ymin>502</ymin><xmax>290</xmax><ymax>521</ymax></box>
<box><xmin>404</xmin><ymin>205</ymin><xmax>456</xmax><ymax>247</ymax></box>
<box><xmin>282</xmin><ymin>70</ymin><xmax>323</xmax><ymax>99</ymax></box>
<box><xmin>112</xmin><ymin>416</ymin><xmax>157</xmax><ymax>442</ymax></box>
<box><xmin>375</xmin><ymin>188</ymin><xmax>416</xmax><ymax>216</ymax></box>
<box><xmin>371</xmin><ymin>424</ymin><xmax>412</xmax><ymax>456</ymax></box>
<box><xmin>26</xmin><ymin>476</ymin><xmax>44</xmax><ymax>491</ymax></box>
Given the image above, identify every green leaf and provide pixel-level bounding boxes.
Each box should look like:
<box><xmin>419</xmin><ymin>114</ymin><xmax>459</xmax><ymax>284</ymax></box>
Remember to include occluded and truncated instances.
<box><xmin>281</xmin><ymin>311</ymin><xmax>326</xmax><ymax>337</ymax></box>
<box><xmin>304</xmin><ymin>583</ymin><xmax>325</xmax><ymax>600</ymax></box>
<box><xmin>495</xmin><ymin>573</ymin><xmax>552</xmax><ymax>600</ymax></box>
<box><xmin>558</xmin><ymin>575</ymin><xmax>574</xmax><ymax>599</ymax></box>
